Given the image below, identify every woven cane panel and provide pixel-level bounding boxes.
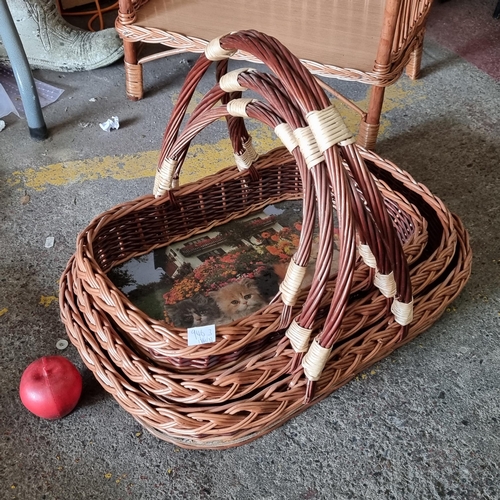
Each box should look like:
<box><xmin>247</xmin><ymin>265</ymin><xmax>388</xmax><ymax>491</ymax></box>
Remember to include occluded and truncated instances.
<box><xmin>134</xmin><ymin>0</ymin><xmax>385</xmax><ymax>72</ymax></box>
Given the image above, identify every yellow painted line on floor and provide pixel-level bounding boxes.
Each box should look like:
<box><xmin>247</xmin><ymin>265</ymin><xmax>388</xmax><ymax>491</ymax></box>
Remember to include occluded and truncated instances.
<box><xmin>8</xmin><ymin>81</ymin><xmax>420</xmax><ymax>192</ymax></box>
<box><xmin>8</xmin><ymin>152</ymin><xmax>160</xmax><ymax>192</ymax></box>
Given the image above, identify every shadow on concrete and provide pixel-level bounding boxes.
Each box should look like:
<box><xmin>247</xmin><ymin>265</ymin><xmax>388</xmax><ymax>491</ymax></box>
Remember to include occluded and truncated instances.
<box><xmin>78</xmin><ymin>366</ymin><xmax>108</xmax><ymax>408</ymax></box>
<box><xmin>377</xmin><ymin>117</ymin><xmax>499</xmax><ymax>301</ymax></box>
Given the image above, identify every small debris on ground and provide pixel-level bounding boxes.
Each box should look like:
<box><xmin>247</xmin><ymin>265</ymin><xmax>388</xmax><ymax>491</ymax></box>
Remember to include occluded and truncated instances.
<box><xmin>45</xmin><ymin>236</ymin><xmax>55</xmax><ymax>248</ymax></box>
<box><xmin>100</xmin><ymin>116</ymin><xmax>120</xmax><ymax>132</ymax></box>
<box><xmin>56</xmin><ymin>339</ymin><xmax>69</xmax><ymax>350</ymax></box>
<box><xmin>40</xmin><ymin>295</ymin><xmax>58</xmax><ymax>307</ymax></box>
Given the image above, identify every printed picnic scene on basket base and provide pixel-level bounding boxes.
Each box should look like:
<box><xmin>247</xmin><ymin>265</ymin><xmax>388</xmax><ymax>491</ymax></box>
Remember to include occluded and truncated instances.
<box><xmin>108</xmin><ymin>201</ymin><xmax>340</xmax><ymax>329</ymax></box>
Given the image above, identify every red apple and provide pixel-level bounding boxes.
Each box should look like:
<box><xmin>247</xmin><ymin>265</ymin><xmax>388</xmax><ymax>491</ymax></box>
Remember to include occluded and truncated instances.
<box><xmin>19</xmin><ymin>356</ymin><xmax>82</xmax><ymax>419</ymax></box>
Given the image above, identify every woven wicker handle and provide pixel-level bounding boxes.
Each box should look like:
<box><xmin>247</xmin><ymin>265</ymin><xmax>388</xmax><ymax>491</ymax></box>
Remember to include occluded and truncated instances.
<box><xmin>153</xmin><ymin>30</ymin><xmax>413</xmax><ymax>400</ymax></box>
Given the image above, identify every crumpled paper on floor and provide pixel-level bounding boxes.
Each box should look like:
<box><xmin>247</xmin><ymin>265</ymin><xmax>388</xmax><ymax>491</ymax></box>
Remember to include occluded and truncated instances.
<box><xmin>99</xmin><ymin>116</ymin><xmax>119</xmax><ymax>132</ymax></box>
<box><xmin>0</xmin><ymin>64</ymin><xmax>64</xmax><ymax>119</ymax></box>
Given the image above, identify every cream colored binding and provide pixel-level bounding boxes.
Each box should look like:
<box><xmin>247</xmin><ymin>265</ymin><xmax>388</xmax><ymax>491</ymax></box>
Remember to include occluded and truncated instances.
<box><xmin>154</xmin><ymin>158</ymin><xmax>179</xmax><ymax>196</ymax></box>
<box><xmin>358</xmin><ymin>243</ymin><xmax>377</xmax><ymax>268</ymax></box>
<box><xmin>391</xmin><ymin>298</ymin><xmax>414</xmax><ymax>326</ymax></box>
<box><xmin>205</xmin><ymin>36</ymin><xmax>237</xmax><ymax>61</ymax></box>
<box><xmin>234</xmin><ymin>136</ymin><xmax>259</xmax><ymax>171</ymax></box>
<box><xmin>279</xmin><ymin>259</ymin><xmax>307</xmax><ymax>307</ymax></box>
<box><xmin>226</xmin><ymin>98</ymin><xmax>255</xmax><ymax>118</ymax></box>
<box><xmin>274</xmin><ymin>123</ymin><xmax>299</xmax><ymax>153</ymax></box>
<box><xmin>219</xmin><ymin>68</ymin><xmax>254</xmax><ymax>92</ymax></box>
<box><xmin>302</xmin><ymin>338</ymin><xmax>332</xmax><ymax>381</ymax></box>
<box><xmin>293</xmin><ymin>126</ymin><xmax>324</xmax><ymax>170</ymax></box>
<box><xmin>374</xmin><ymin>270</ymin><xmax>397</xmax><ymax>298</ymax></box>
<box><xmin>306</xmin><ymin>106</ymin><xmax>355</xmax><ymax>152</ymax></box>
<box><xmin>285</xmin><ymin>319</ymin><xmax>313</xmax><ymax>353</ymax></box>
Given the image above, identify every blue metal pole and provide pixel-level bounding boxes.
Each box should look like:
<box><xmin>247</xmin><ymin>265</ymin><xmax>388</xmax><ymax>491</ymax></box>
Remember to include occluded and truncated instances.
<box><xmin>0</xmin><ymin>0</ymin><xmax>48</xmax><ymax>139</ymax></box>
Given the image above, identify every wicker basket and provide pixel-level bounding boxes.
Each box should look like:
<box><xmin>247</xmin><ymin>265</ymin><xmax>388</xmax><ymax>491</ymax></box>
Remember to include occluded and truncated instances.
<box><xmin>59</xmin><ymin>30</ymin><xmax>471</xmax><ymax>449</ymax></box>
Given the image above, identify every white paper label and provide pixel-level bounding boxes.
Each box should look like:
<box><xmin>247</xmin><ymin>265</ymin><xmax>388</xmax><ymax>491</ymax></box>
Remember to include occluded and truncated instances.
<box><xmin>187</xmin><ymin>324</ymin><xmax>216</xmax><ymax>346</ymax></box>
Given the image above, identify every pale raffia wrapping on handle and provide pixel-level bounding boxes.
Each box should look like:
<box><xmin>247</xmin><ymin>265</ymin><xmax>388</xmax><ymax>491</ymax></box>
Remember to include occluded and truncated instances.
<box><xmin>306</xmin><ymin>106</ymin><xmax>355</xmax><ymax>151</ymax></box>
<box><xmin>391</xmin><ymin>298</ymin><xmax>414</xmax><ymax>326</ymax></box>
<box><xmin>358</xmin><ymin>243</ymin><xmax>378</xmax><ymax>268</ymax></box>
<box><xmin>154</xmin><ymin>158</ymin><xmax>179</xmax><ymax>196</ymax></box>
<box><xmin>285</xmin><ymin>319</ymin><xmax>313</xmax><ymax>353</ymax></box>
<box><xmin>279</xmin><ymin>259</ymin><xmax>308</xmax><ymax>307</ymax></box>
<box><xmin>293</xmin><ymin>126</ymin><xmax>325</xmax><ymax>170</ymax></box>
<box><xmin>302</xmin><ymin>338</ymin><xmax>333</xmax><ymax>382</ymax></box>
<box><xmin>234</xmin><ymin>136</ymin><xmax>259</xmax><ymax>171</ymax></box>
<box><xmin>275</xmin><ymin>123</ymin><xmax>299</xmax><ymax>153</ymax></box>
<box><xmin>226</xmin><ymin>98</ymin><xmax>255</xmax><ymax>118</ymax></box>
<box><xmin>374</xmin><ymin>270</ymin><xmax>397</xmax><ymax>298</ymax></box>
<box><xmin>219</xmin><ymin>68</ymin><xmax>254</xmax><ymax>92</ymax></box>
<box><xmin>205</xmin><ymin>35</ymin><xmax>237</xmax><ymax>61</ymax></box>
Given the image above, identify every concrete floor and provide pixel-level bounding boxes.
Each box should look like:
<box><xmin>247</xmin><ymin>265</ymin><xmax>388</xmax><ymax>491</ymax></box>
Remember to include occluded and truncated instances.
<box><xmin>1</xmin><ymin>1</ymin><xmax>499</xmax><ymax>499</ymax></box>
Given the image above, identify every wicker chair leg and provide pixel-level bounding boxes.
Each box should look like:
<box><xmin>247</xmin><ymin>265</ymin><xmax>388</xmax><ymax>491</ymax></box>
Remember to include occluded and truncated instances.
<box><xmin>123</xmin><ymin>40</ymin><xmax>143</xmax><ymax>100</ymax></box>
<box><xmin>406</xmin><ymin>35</ymin><xmax>424</xmax><ymax>80</ymax></box>
<box><xmin>357</xmin><ymin>85</ymin><xmax>385</xmax><ymax>150</ymax></box>
<box><xmin>357</xmin><ymin>120</ymin><xmax>380</xmax><ymax>150</ymax></box>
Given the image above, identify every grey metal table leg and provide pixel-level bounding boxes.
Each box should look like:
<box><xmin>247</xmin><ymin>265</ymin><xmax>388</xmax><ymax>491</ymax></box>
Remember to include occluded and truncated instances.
<box><xmin>0</xmin><ymin>0</ymin><xmax>48</xmax><ymax>140</ymax></box>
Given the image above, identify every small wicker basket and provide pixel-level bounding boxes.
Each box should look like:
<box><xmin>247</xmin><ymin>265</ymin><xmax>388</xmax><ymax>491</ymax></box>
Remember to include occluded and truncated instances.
<box><xmin>60</xmin><ymin>30</ymin><xmax>471</xmax><ymax>449</ymax></box>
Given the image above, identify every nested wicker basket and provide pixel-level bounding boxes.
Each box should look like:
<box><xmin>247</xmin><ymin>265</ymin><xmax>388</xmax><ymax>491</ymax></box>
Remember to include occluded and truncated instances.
<box><xmin>59</xmin><ymin>30</ymin><xmax>472</xmax><ymax>449</ymax></box>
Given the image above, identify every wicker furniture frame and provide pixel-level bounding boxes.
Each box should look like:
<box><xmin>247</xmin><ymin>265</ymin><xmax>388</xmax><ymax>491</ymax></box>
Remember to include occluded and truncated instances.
<box><xmin>60</xmin><ymin>30</ymin><xmax>470</xmax><ymax>449</ymax></box>
<box><xmin>116</xmin><ymin>0</ymin><xmax>434</xmax><ymax>149</ymax></box>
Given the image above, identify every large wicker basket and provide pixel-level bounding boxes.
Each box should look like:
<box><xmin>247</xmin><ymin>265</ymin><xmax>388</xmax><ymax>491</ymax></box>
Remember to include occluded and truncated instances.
<box><xmin>59</xmin><ymin>30</ymin><xmax>471</xmax><ymax>449</ymax></box>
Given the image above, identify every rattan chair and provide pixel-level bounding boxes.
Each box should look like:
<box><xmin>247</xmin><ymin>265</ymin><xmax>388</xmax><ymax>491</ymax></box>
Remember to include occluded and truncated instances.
<box><xmin>116</xmin><ymin>0</ymin><xmax>434</xmax><ymax>149</ymax></box>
